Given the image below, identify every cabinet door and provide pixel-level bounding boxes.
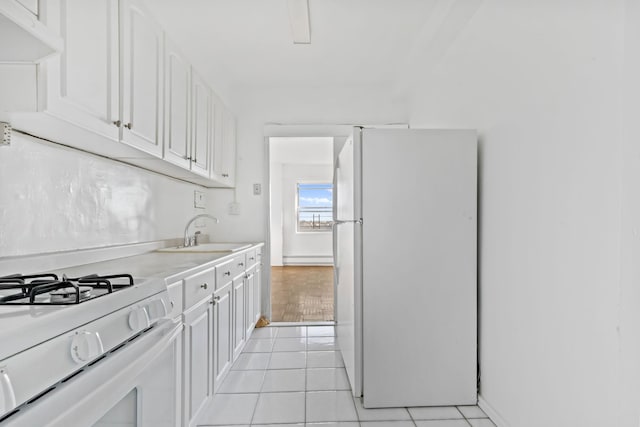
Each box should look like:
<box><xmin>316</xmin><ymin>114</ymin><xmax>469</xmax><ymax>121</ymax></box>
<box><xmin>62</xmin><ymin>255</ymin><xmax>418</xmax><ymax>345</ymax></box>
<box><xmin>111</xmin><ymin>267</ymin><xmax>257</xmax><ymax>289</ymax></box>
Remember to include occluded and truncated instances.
<box><xmin>221</xmin><ymin>108</ymin><xmax>237</xmax><ymax>186</ymax></box>
<box><xmin>190</xmin><ymin>71</ymin><xmax>212</xmax><ymax>177</ymax></box>
<box><xmin>163</xmin><ymin>40</ymin><xmax>190</xmax><ymax>169</ymax></box>
<box><xmin>183</xmin><ymin>297</ymin><xmax>213</xmax><ymax>427</ymax></box>
<box><xmin>254</xmin><ymin>266</ymin><xmax>262</xmax><ymax>323</ymax></box>
<box><xmin>232</xmin><ymin>275</ymin><xmax>245</xmax><ymax>360</ymax></box>
<box><xmin>211</xmin><ymin>97</ymin><xmax>225</xmax><ymax>182</ymax></box>
<box><xmin>42</xmin><ymin>0</ymin><xmax>119</xmax><ymax>140</ymax></box>
<box><xmin>245</xmin><ymin>271</ymin><xmax>255</xmax><ymax>338</ymax></box>
<box><xmin>213</xmin><ymin>282</ymin><xmax>233</xmax><ymax>392</ymax></box>
<box><xmin>120</xmin><ymin>0</ymin><xmax>164</xmax><ymax>157</ymax></box>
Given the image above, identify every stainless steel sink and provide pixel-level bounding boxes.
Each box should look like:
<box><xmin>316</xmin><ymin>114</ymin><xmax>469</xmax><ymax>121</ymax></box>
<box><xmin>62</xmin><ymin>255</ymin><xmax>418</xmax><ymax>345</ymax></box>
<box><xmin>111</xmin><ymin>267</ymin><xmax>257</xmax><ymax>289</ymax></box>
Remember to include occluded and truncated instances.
<box><xmin>157</xmin><ymin>243</ymin><xmax>252</xmax><ymax>253</ymax></box>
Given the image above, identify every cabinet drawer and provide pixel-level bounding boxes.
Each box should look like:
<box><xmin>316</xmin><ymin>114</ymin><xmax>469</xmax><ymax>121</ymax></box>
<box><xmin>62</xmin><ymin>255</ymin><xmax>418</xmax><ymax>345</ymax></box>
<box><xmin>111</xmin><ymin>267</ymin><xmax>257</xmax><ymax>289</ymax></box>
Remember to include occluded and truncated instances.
<box><xmin>230</xmin><ymin>253</ymin><xmax>247</xmax><ymax>279</ymax></box>
<box><xmin>256</xmin><ymin>247</ymin><xmax>263</xmax><ymax>265</ymax></box>
<box><xmin>167</xmin><ymin>280</ymin><xmax>184</xmax><ymax>317</ymax></box>
<box><xmin>245</xmin><ymin>249</ymin><xmax>258</xmax><ymax>268</ymax></box>
<box><xmin>215</xmin><ymin>258</ymin><xmax>234</xmax><ymax>290</ymax></box>
<box><xmin>184</xmin><ymin>267</ymin><xmax>215</xmax><ymax>310</ymax></box>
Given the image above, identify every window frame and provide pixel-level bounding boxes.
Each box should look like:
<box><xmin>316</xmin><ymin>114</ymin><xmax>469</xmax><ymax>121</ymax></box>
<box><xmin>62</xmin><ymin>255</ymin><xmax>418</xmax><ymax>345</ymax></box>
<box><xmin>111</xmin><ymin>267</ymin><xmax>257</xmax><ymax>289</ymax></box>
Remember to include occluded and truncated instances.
<box><xmin>295</xmin><ymin>182</ymin><xmax>333</xmax><ymax>233</ymax></box>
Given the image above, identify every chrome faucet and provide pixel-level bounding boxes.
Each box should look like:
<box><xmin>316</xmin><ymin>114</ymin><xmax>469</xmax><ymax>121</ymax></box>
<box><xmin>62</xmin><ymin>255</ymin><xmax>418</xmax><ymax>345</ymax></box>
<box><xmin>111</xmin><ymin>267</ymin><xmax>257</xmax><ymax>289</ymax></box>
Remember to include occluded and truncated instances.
<box><xmin>184</xmin><ymin>214</ymin><xmax>219</xmax><ymax>247</ymax></box>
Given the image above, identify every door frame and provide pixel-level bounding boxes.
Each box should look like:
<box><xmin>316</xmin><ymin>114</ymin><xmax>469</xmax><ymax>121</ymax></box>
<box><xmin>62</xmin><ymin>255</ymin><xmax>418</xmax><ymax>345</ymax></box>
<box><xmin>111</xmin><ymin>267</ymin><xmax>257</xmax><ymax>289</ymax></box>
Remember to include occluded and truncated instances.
<box><xmin>263</xmin><ymin>125</ymin><xmax>353</xmax><ymax>322</ymax></box>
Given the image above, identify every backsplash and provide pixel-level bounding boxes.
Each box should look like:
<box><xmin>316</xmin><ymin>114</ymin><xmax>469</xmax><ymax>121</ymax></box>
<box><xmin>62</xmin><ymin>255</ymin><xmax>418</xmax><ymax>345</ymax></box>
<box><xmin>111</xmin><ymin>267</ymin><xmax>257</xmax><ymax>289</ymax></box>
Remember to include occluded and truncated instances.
<box><xmin>0</xmin><ymin>132</ymin><xmax>215</xmax><ymax>258</ymax></box>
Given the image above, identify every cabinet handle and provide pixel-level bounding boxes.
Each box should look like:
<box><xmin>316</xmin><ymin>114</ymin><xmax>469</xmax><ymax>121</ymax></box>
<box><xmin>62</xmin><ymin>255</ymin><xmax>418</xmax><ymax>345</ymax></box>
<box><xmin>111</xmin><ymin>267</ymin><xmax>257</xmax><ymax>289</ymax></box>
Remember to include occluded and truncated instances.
<box><xmin>124</xmin><ymin>123</ymin><xmax>132</xmax><ymax>129</ymax></box>
<box><xmin>249</xmin><ymin>257</ymin><xmax>255</xmax><ymax>261</ymax></box>
<box><xmin>212</xmin><ymin>295</ymin><xmax>221</xmax><ymax>305</ymax></box>
<box><xmin>201</xmin><ymin>283</ymin><xmax>208</xmax><ymax>290</ymax></box>
<box><xmin>238</xmin><ymin>262</ymin><xmax>244</xmax><ymax>267</ymax></box>
<box><xmin>113</xmin><ymin>120</ymin><xmax>121</xmax><ymax>127</ymax></box>
<box><xmin>222</xmin><ymin>173</ymin><xmax>229</xmax><ymax>178</ymax></box>
<box><xmin>224</xmin><ymin>271</ymin><xmax>231</xmax><ymax>276</ymax></box>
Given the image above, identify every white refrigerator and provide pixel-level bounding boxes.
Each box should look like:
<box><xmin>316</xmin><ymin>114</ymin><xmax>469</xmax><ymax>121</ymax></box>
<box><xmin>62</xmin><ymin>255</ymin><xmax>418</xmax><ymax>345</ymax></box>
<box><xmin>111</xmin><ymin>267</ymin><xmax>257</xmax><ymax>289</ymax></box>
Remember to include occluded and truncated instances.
<box><xmin>333</xmin><ymin>128</ymin><xmax>477</xmax><ymax>408</ymax></box>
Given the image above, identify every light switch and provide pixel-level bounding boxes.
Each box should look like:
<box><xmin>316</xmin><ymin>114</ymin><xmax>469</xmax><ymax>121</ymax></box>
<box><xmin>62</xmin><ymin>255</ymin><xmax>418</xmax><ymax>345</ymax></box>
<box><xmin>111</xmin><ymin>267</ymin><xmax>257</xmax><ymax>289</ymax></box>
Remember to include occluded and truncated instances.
<box><xmin>194</xmin><ymin>190</ymin><xmax>205</xmax><ymax>209</ymax></box>
<box><xmin>253</xmin><ymin>183</ymin><xmax>261</xmax><ymax>195</ymax></box>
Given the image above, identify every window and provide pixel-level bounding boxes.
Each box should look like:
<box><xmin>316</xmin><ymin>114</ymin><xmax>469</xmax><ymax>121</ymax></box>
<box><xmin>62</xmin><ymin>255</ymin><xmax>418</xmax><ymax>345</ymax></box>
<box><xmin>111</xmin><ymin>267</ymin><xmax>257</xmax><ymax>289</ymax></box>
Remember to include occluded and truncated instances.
<box><xmin>297</xmin><ymin>183</ymin><xmax>333</xmax><ymax>232</ymax></box>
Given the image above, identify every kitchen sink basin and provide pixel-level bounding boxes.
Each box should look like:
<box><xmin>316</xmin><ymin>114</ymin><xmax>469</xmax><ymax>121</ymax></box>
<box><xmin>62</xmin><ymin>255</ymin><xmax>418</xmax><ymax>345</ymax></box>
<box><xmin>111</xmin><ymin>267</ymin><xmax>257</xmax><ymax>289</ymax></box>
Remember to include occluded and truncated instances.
<box><xmin>157</xmin><ymin>243</ymin><xmax>252</xmax><ymax>253</ymax></box>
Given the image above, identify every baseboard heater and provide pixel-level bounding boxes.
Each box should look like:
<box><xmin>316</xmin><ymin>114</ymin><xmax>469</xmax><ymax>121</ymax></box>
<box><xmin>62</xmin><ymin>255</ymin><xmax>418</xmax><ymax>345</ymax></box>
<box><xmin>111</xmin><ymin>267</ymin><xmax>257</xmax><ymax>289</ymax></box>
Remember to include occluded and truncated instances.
<box><xmin>282</xmin><ymin>255</ymin><xmax>333</xmax><ymax>266</ymax></box>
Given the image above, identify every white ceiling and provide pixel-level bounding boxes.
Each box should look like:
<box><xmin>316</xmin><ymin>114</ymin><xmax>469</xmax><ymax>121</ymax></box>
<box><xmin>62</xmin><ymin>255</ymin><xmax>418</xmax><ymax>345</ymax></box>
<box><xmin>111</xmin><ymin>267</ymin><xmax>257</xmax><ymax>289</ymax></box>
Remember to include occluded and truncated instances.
<box><xmin>144</xmin><ymin>0</ymin><xmax>439</xmax><ymax>98</ymax></box>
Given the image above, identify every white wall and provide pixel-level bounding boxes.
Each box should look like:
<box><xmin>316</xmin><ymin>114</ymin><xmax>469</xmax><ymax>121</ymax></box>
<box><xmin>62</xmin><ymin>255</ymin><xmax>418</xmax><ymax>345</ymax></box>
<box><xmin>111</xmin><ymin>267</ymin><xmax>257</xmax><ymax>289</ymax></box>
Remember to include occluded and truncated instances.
<box><xmin>208</xmin><ymin>85</ymin><xmax>408</xmax><ymax>244</ymax></box>
<box><xmin>407</xmin><ymin>1</ymin><xmax>625</xmax><ymax>426</ymax></box>
<box><xmin>269</xmin><ymin>137</ymin><xmax>334</xmax><ymax>266</ymax></box>
<box><xmin>269</xmin><ymin>162</ymin><xmax>284</xmax><ymax>266</ymax></box>
<box><xmin>619</xmin><ymin>0</ymin><xmax>640</xmax><ymax>425</ymax></box>
<box><xmin>0</xmin><ymin>133</ymin><xmax>220</xmax><ymax>258</ymax></box>
<box><xmin>280</xmin><ymin>164</ymin><xmax>333</xmax><ymax>264</ymax></box>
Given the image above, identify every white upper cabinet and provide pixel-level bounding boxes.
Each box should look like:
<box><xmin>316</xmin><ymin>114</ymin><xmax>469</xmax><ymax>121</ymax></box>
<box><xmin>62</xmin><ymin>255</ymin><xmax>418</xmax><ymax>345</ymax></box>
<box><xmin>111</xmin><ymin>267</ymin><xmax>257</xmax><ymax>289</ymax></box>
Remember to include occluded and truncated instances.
<box><xmin>0</xmin><ymin>0</ymin><xmax>63</xmax><ymax>62</ymax></box>
<box><xmin>120</xmin><ymin>0</ymin><xmax>164</xmax><ymax>157</ymax></box>
<box><xmin>163</xmin><ymin>40</ymin><xmax>191</xmax><ymax>169</ymax></box>
<box><xmin>5</xmin><ymin>0</ymin><xmax>238</xmax><ymax>187</ymax></box>
<box><xmin>190</xmin><ymin>70</ymin><xmax>212</xmax><ymax>177</ymax></box>
<box><xmin>211</xmin><ymin>98</ymin><xmax>236</xmax><ymax>186</ymax></box>
<box><xmin>41</xmin><ymin>0</ymin><xmax>119</xmax><ymax>141</ymax></box>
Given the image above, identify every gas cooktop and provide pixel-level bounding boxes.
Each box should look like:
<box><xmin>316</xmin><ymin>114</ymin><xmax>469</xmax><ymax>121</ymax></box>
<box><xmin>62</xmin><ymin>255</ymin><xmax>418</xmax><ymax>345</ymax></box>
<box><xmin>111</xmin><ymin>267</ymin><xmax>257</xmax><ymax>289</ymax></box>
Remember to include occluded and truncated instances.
<box><xmin>0</xmin><ymin>273</ymin><xmax>135</xmax><ymax>305</ymax></box>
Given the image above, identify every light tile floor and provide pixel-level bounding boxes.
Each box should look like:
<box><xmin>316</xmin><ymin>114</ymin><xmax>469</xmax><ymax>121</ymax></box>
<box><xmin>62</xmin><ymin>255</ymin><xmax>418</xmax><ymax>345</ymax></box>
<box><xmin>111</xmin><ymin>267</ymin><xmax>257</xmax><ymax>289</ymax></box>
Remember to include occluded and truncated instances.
<box><xmin>197</xmin><ymin>325</ymin><xmax>496</xmax><ymax>427</ymax></box>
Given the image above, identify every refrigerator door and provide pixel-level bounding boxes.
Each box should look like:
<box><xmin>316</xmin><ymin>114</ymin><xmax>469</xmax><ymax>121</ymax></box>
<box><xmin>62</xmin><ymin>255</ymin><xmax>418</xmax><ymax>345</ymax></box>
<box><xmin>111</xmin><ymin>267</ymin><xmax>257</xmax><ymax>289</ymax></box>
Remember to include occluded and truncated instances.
<box><xmin>334</xmin><ymin>130</ymin><xmax>363</xmax><ymax>398</ymax></box>
<box><xmin>361</xmin><ymin>129</ymin><xmax>477</xmax><ymax>407</ymax></box>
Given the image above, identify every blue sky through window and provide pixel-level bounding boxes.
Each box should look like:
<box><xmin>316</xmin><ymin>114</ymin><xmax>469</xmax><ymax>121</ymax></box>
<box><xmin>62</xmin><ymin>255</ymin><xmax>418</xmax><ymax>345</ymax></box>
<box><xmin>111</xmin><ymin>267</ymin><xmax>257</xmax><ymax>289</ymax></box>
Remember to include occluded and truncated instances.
<box><xmin>297</xmin><ymin>183</ymin><xmax>332</xmax><ymax>231</ymax></box>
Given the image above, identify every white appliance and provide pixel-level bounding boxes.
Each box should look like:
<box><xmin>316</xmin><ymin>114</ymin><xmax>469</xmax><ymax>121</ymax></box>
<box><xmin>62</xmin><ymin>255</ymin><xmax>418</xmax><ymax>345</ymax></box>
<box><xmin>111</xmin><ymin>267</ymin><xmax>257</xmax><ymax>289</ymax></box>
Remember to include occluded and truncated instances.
<box><xmin>333</xmin><ymin>128</ymin><xmax>477</xmax><ymax>408</ymax></box>
<box><xmin>0</xmin><ymin>273</ymin><xmax>182</xmax><ymax>426</ymax></box>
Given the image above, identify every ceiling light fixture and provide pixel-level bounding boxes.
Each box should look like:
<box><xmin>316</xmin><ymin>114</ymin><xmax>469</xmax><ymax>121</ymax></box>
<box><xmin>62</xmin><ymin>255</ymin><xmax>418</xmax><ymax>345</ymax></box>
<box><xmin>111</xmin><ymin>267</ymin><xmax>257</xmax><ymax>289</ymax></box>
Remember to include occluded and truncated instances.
<box><xmin>287</xmin><ymin>0</ymin><xmax>311</xmax><ymax>44</ymax></box>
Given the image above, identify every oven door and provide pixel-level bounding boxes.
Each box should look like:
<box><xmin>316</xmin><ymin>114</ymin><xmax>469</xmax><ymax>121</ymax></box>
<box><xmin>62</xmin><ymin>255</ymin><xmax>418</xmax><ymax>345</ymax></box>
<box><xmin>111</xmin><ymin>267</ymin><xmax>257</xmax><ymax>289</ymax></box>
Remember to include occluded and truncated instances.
<box><xmin>5</xmin><ymin>319</ymin><xmax>183</xmax><ymax>427</ymax></box>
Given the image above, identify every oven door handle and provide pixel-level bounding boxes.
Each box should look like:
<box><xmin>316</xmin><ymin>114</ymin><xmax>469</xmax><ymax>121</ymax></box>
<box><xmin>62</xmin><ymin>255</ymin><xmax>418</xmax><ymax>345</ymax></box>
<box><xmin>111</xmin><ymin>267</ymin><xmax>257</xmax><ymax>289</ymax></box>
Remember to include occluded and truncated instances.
<box><xmin>0</xmin><ymin>366</ymin><xmax>17</xmax><ymax>416</ymax></box>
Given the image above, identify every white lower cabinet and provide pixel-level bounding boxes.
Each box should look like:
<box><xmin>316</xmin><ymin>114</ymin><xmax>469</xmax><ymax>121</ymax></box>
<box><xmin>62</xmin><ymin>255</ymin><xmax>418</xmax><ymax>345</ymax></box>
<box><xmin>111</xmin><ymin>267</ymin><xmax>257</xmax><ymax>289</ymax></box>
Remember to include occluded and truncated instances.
<box><xmin>178</xmin><ymin>245</ymin><xmax>264</xmax><ymax>426</ymax></box>
<box><xmin>183</xmin><ymin>296</ymin><xmax>213</xmax><ymax>427</ymax></box>
<box><xmin>212</xmin><ymin>281</ymin><xmax>233</xmax><ymax>392</ymax></box>
<box><xmin>244</xmin><ymin>269</ymin><xmax>255</xmax><ymax>338</ymax></box>
<box><xmin>232</xmin><ymin>274</ymin><xmax>245</xmax><ymax>360</ymax></box>
<box><xmin>253</xmin><ymin>265</ymin><xmax>262</xmax><ymax>323</ymax></box>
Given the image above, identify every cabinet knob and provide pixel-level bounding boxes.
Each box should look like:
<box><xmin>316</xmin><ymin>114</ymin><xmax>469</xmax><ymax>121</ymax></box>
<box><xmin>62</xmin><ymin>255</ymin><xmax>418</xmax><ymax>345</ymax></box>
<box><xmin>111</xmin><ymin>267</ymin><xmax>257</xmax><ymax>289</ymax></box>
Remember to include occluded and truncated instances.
<box><xmin>238</xmin><ymin>262</ymin><xmax>244</xmax><ymax>267</ymax></box>
<box><xmin>222</xmin><ymin>173</ymin><xmax>229</xmax><ymax>178</ymax></box>
<box><xmin>201</xmin><ymin>283</ymin><xmax>208</xmax><ymax>290</ymax></box>
<box><xmin>124</xmin><ymin>123</ymin><xmax>132</xmax><ymax>129</ymax></box>
<box><xmin>224</xmin><ymin>271</ymin><xmax>231</xmax><ymax>276</ymax></box>
<box><xmin>212</xmin><ymin>295</ymin><xmax>221</xmax><ymax>305</ymax></box>
<box><xmin>113</xmin><ymin>120</ymin><xmax>121</xmax><ymax>127</ymax></box>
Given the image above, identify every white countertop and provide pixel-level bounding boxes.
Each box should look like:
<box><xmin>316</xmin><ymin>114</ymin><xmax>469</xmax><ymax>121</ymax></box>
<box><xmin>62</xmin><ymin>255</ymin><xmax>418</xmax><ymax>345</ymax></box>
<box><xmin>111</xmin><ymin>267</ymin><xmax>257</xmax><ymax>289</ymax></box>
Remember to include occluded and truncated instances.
<box><xmin>0</xmin><ymin>242</ymin><xmax>264</xmax><ymax>361</ymax></box>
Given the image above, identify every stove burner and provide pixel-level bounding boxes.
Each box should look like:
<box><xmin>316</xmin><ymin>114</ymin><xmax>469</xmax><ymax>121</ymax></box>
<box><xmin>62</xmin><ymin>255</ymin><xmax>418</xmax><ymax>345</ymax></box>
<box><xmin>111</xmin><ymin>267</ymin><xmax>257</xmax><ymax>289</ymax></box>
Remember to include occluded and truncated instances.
<box><xmin>0</xmin><ymin>273</ymin><xmax>135</xmax><ymax>305</ymax></box>
<box><xmin>50</xmin><ymin>286</ymin><xmax>93</xmax><ymax>303</ymax></box>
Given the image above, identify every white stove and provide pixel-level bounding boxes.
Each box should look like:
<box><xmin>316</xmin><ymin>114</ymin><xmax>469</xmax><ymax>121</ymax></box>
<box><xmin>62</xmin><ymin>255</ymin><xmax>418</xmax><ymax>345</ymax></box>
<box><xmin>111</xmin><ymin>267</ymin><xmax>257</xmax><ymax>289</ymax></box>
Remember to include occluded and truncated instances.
<box><xmin>0</xmin><ymin>271</ymin><xmax>178</xmax><ymax>426</ymax></box>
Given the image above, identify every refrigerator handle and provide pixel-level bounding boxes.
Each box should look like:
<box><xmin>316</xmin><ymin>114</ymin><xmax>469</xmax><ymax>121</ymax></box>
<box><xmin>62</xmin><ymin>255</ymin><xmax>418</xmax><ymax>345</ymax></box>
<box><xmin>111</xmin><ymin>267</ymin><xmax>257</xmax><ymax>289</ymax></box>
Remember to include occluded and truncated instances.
<box><xmin>333</xmin><ymin>219</ymin><xmax>363</xmax><ymax>225</ymax></box>
<box><xmin>332</xmin><ymin>221</ymin><xmax>339</xmax><ymax>287</ymax></box>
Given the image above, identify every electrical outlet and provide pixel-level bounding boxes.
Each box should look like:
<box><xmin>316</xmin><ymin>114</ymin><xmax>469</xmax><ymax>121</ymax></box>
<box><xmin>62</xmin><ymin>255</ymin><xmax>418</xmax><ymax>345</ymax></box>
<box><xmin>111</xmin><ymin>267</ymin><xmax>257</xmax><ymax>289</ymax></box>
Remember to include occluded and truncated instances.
<box><xmin>1</xmin><ymin>122</ymin><xmax>11</xmax><ymax>146</ymax></box>
<box><xmin>228</xmin><ymin>202</ymin><xmax>240</xmax><ymax>215</ymax></box>
<box><xmin>194</xmin><ymin>190</ymin><xmax>205</xmax><ymax>208</ymax></box>
<box><xmin>253</xmin><ymin>183</ymin><xmax>261</xmax><ymax>195</ymax></box>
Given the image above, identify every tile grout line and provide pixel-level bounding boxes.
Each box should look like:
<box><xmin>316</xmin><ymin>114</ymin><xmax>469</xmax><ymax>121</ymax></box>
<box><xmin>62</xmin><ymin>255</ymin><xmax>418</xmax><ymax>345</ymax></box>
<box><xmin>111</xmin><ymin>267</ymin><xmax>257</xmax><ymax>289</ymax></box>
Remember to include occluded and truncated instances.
<box><xmin>303</xmin><ymin>325</ymin><xmax>308</xmax><ymax>425</ymax></box>
<box><xmin>247</xmin><ymin>327</ymin><xmax>275</xmax><ymax>426</ymax></box>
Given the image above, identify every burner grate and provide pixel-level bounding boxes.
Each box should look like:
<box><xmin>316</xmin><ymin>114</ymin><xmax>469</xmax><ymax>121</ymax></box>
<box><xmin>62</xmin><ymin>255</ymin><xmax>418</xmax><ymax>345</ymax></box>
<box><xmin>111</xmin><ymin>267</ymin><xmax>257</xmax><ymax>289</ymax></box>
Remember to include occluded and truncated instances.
<box><xmin>0</xmin><ymin>273</ymin><xmax>135</xmax><ymax>305</ymax></box>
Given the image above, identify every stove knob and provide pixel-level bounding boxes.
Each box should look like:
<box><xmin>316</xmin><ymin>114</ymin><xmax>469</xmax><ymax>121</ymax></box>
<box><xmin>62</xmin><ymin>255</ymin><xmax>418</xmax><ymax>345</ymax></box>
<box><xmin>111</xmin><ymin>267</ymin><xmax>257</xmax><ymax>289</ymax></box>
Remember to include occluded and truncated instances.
<box><xmin>70</xmin><ymin>331</ymin><xmax>104</xmax><ymax>364</ymax></box>
<box><xmin>146</xmin><ymin>298</ymin><xmax>168</xmax><ymax>321</ymax></box>
<box><xmin>128</xmin><ymin>307</ymin><xmax>150</xmax><ymax>332</ymax></box>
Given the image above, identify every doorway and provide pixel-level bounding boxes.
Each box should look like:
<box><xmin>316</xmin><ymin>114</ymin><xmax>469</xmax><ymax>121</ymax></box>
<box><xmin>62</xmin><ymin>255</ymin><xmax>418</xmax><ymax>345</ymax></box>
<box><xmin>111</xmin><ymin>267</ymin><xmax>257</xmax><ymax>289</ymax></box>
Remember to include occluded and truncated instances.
<box><xmin>268</xmin><ymin>137</ymin><xmax>335</xmax><ymax>322</ymax></box>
